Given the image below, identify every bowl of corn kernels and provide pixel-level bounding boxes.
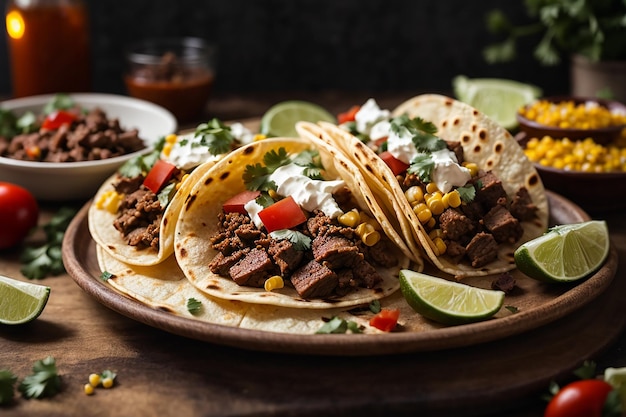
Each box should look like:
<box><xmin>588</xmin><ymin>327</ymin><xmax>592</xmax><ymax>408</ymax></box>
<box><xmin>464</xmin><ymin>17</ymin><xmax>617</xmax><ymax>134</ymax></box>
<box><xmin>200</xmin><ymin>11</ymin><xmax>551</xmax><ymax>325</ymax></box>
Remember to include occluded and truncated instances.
<box><xmin>516</xmin><ymin>96</ymin><xmax>626</xmax><ymax>212</ymax></box>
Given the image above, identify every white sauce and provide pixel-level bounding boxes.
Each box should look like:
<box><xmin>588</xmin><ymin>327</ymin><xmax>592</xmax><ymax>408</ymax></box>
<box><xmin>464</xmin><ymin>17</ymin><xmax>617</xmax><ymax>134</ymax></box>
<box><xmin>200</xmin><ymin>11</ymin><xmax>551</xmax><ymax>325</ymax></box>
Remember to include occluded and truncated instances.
<box><xmin>162</xmin><ymin>132</ymin><xmax>222</xmax><ymax>170</ymax></box>
<box><xmin>229</xmin><ymin>122</ymin><xmax>255</xmax><ymax>145</ymax></box>
<box><xmin>355</xmin><ymin>98</ymin><xmax>390</xmax><ymax>136</ymax></box>
<box><xmin>430</xmin><ymin>149</ymin><xmax>471</xmax><ymax>194</ymax></box>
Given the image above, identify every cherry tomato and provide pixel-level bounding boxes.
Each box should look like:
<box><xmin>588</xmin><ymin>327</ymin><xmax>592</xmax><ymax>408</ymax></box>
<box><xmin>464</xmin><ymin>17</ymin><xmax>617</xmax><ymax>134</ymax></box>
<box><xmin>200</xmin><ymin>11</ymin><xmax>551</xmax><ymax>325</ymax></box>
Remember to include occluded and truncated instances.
<box><xmin>41</xmin><ymin>110</ymin><xmax>78</xmax><ymax>130</ymax></box>
<box><xmin>258</xmin><ymin>196</ymin><xmax>307</xmax><ymax>233</ymax></box>
<box><xmin>545</xmin><ymin>379</ymin><xmax>614</xmax><ymax>417</ymax></box>
<box><xmin>143</xmin><ymin>159</ymin><xmax>177</xmax><ymax>193</ymax></box>
<box><xmin>223</xmin><ymin>190</ymin><xmax>261</xmax><ymax>214</ymax></box>
<box><xmin>0</xmin><ymin>182</ymin><xmax>39</xmax><ymax>250</ymax></box>
<box><xmin>337</xmin><ymin>105</ymin><xmax>360</xmax><ymax>124</ymax></box>
<box><xmin>369</xmin><ymin>308</ymin><xmax>400</xmax><ymax>332</ymax></box>
<box><xmin>378</xmin><ymin>151</ymin><xmax>409</xmax><ymax>176</ymax></box>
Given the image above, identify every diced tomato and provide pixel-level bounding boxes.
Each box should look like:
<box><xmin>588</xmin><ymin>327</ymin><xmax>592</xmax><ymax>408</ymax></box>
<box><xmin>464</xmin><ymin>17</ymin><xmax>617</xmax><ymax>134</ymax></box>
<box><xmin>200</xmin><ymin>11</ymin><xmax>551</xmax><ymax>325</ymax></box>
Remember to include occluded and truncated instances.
<box><xmin>373</xmin><ymin>136</ymin><xmax>388</xmax><ymax>147</ymax></box>
<box><xmin>378</xmin><ymin>151</ymin><xmax>409</xmax><ymax>176</ymax></box>
<box><xmin>41</xmin><ymin>110</ymin><xmax>78</xmax><ymax>130</ymax></box>
<box><xmin>337</xmin><ymin>105</ymin><xmax>360</xmax><ymax>124</ymax></box>
<box><xmin>143</xmin><ymin>159</ymin><xmax>177</xmax><ymax>193</ymax></box>
<box><xmin>223</xmin><ymin>190</ymin><xmax>261</xmax><ymax>214</ymax></box>
<box><xmin>258</xmin><ymin>195</ymin><xmax>307</xmax><ymax>233</ymax></box>
<box><xmin>369</xmin><ymin>308</ymin><xmax>400</xmax><ymax>332</ymax></box>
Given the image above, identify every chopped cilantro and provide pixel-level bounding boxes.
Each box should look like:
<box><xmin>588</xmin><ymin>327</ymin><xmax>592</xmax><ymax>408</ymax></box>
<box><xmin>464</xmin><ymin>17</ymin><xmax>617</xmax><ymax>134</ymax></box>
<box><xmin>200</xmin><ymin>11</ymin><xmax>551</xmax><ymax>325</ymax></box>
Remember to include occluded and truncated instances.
<box><xmin>269</xmin><ymin>229</ymin><xmax>312</xmax><ymax>251</ymax></box>
<box><xmin>157</xmin><ymin>182</ymin><xmax>177</xmax><ymax>208</ymax></box>
<box><xmin>0</xmin><ymin>370</ymin><xmax>17</xmax><ymax>405</ymax></box>
<box><xmin>263</xmin><ymin>147</ymin><xmax>291</xmax><ymax>170</ymax></box>
<box><xmin>16</xmin><ymin>111</ymin><xmax>38</xmax><ymax>134</ymax></box>
<box><xmin>504</xmin><ymin>305</ymin><xmax>519</xmax><ymax>314</ymax></box>
<box><xmin>0</xmin><ymin>108</ymin><xmax>18</xmax><ymax>138</ymax></box>
<box><xmin>456</xmin><ymin>184</ymin><xmax>476</xmax><ymax>203</ymax></box>
<box><xmin>369</xmin><ymin>300</ymin><xmax>382</xmax><ymax>314</ymax></box>
<box><xmin>243</xmin><ymin>163</ymin><xmax>275</xmax><ymax>191</ymax></box>
<box><xmin>187</xmin><ymin>298</ymin><xmax>203</xmax><ymax>315</ymax></box>
<box><xmin>42</xmin><ymin>93</ymin><xmax>75</xmax><ymax>115</ymax></box>
<box><xmin>390</xmin><ymin>115</ymin><xmax>447</xmax><ymax>152</ymax></box>
<box><xmin>18</xmin><ymin>357</ymin><xmax>61</xmax><ymax>400</ymax></box>
<box><xmin>316</xmin><ymin>316</ymin><xmax>363</xmax><ymax>334</ymax></box>
<box><xmin>407</xmin><ymin>153</ymin><xmax>435</xmax><ymax>182</ymax></box>
<box><xmin>292</xmin><ymin>149</ymin><xmax>323</xmax><ymax>179</ymax></box>
<box><xmin>194</xmin><ymin>118</ymin><xmax>234</xmax><ymax>155</ymax></box>
<box><xmin>20</xmin><ymin>207</ymin><xmax>77</xmax><ymax>280</ymax></box>
<box><xmin>100</xmin><ymin>271</ymin><xmax>115</xmax><ymax>281</ymax></box>
<box><xmin>255</xmin><ymin>193</ymin><xmax>275</xmax><ymax>208</ymax></box>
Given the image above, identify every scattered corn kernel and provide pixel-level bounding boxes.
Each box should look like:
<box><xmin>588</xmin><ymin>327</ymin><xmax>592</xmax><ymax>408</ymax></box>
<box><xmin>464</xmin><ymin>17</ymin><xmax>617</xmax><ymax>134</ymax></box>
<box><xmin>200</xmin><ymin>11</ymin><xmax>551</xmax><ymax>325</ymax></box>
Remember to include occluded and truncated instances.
<box><xmin>433</xmin><ymin>237</ymin><xmax>447</xmax><ymax>256</ymax></box>
<box><xmin>95</xmin><ymin>190</ymin><xmax>123</xmax><ymax>214</ymax></box>
<box><xmin>165</xmin><ymin>133</ymin><xmax>178</xmax><ymax>143</ymax></box>
<box><xmin>425</xmin><ymin>217</ymin><xmax>436</xmax><ymax>229</ymax></box>
<box><xmin>268</xmin><ymin>189</ymin><xmax>279</xmax><ymax>200</ymax></box>
<box><xmin>338</xmin><ymin>209</ymin><xmax>360</xmax><ymax>228</ymax></box>
<box><xmin>88</xmin><ymin>373</ymin><xmax>101</xmax><ymax>387</ymax></box>
<box><xmin>361</xmin><ymin>230</ymin><xmax>381</xmax><ymax>246</ymax></box>
<box><xmin>462</xmin><ymin>162</ymin><xmax>479</xmax><ymax>177</ymax></box>
<box><xmin>264</xmin><ymin>276</ymin><xmax>284</xmax><ymax>292</ymax></box>
<box><xmin>405</xmin><ymin>185</ymin><xmax>424</xmax><ymax>204</ymax></box>
<box><xmin>84</xmin><ymin>383</ymin><xmax>95</xmax><ymax>395</ymax></box>
<box><xmin>176</xmin><ymin>173</ymin><xmax>190</xmax><ymax>190</ymax></box>
<box><xmin>425</xmin><ymin>182</ymin><xmax>439</xmax><ymax>194</ymax></box>
<box><xmin>442</xmin><ymin>190</ymin><xmax>462</xmax><ymax>208</ymax></box>
<box><xmin>413</xmin><ymin>203</ymin><xmax>432</xmax><ymax>224</ymax></box>
<box><xmin>520</xmin><ymin>100</ymin><xmax>626</xmax><ymax>129</ymax></box>
<box><xmin>102</xmin><ymin>377</ymin><xmax>114</xmax><ymax>389</ymax></box>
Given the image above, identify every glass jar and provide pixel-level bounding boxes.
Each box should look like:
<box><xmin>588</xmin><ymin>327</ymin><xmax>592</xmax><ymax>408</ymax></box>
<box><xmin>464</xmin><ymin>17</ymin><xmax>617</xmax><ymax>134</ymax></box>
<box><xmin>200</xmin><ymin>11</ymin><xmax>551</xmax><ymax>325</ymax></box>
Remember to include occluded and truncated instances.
<box><xmin>5</xmin><ymin>0</ymin><xmax>92</xmax><ymax>97</ymax></box>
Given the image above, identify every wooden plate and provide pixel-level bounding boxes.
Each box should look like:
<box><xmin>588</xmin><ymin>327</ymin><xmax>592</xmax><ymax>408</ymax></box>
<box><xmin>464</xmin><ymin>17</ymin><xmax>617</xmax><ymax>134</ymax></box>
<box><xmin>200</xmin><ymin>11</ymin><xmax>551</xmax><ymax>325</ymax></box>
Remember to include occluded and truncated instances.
<box><xmin>62</xmin><ymin>191</ymin><xmax>618</xmax><ymax>356</ymax></box>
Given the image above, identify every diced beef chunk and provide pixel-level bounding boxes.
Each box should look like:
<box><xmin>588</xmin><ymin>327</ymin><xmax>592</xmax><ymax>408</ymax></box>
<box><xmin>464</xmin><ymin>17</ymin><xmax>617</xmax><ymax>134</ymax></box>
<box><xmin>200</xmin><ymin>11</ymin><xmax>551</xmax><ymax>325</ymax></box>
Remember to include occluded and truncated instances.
<box><xmin>113</xmin><ymin>175</ymin><xmax>144</xmax><ymax>194</ymax></box>
<box><xmin>268</xmin><ymin>239</ymin><xmax>303</xmax><ymax>275</ymax></box>
<box><xmin>510</xmin><ymin>187</ymin><xmax>538</xmax><ymax>221</ymax></box>
<box><xmin>461</xmin><ymin>200</ymin><xmax>485</xmax><ymax>222</ymax></box>
<box><xmin>359</xmin><ymin>239</ymin><xmax>398</xmax><ymax>268</ymax></box>
<box><xmin>492</xmin><ymin>272</ymin><xmax>517</xmax><ymax>294</ymax></box>
<box><xmin>351</xmin><ymin>259</ymin><xmax>382</xmax><ymax>288</ymax></box>
<box><xmin>440</xmin><ymin>208</ymin><xmax>475</xmax><ymax>241</ymax></box>
<box><xmin>446</xmin><ymin>140</ymin><xmax>464</xmax><ymax>165</ymax></box>
<box><xmin>445</xmin><ymin>239</ymin><xmax>466</xmax><ymax>261</ymax></box>
<box><xmin>291</xmin><ymin>261</ymin><xmax>338</xmax><ymax>299</ymax></box>
<box><xmin>465</xmin><ymin>232</ymin><xmax>498</xmax><ymax>268</ymax></box>
<box><xmin>474</xmin><ymin>171</ymin><xmax>507</xmax><ymax>209</ymax></box>
<box><xmin>483</xmin><ymin>205</ymin><xmax>523</xmax><ymax>244</ymax></box>
<box><xmin>229</xmin><ymin>248</ymin><xmax>274</xmax><ymax>287</ymax></box>
<box><xmin>210</xmin><ymin>212</ymin><xmax>261</xmax><ymax>254</ymax></box>
<box><xmin>312</xmin><ymin>234</ymin><xmax>362</xmax><ymax>268</ymax></box>
<box><xmin>208</xmin><ymin>249</ymin><xmax>249</xmax><ymax>276</ymax></box>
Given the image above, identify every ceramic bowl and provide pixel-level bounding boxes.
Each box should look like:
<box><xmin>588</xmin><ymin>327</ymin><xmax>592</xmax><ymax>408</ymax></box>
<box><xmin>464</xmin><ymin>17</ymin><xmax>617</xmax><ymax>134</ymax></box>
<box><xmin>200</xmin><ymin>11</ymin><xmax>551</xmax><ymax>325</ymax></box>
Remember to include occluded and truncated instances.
<box><xmin>516</xmin><ymin>96</ymin><xmax>626</xmax><ymax>145</ymax></box>
<box><xmin>0</xmin><ymin>93</ymin><xmax>177</xmax><ymax>201</ymax></box>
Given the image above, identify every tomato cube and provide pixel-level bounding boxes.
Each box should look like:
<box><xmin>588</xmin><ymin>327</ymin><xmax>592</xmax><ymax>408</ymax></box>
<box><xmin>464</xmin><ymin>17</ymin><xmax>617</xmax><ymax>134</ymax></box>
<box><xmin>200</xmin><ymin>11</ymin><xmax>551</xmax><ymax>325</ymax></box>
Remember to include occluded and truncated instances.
<box><xmin>223</xmin><ymin>190</ymin><xmax>261</xmax><ymax>214</ymax></box>
<box><xmin>258</xmin><ymin>196</ymin><xmax>307</xmax><ymax>233</ymax></box>
<box><xmin>379</xmin><ymin>151</ymin><xmax>409</xmax><ymax>176</ymax></box>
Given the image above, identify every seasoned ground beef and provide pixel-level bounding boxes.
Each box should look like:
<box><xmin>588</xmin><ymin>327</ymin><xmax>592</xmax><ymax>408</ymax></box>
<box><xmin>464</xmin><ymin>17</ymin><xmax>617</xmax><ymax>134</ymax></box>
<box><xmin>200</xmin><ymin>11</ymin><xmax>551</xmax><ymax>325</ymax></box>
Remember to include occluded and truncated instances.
<box><xmin>113</xmin><ymin>185</ymin><xmax>163</xmax><ymax>250</ymax></box>
<box><xmin>0</xmin><ymin>107</ymin><xmax>145</xmax><ymax>162</ymax></box>
<box><xmin>208</xmin><ymin>208</ymin><xmax>398</xmax><ymax>299</ymax></box>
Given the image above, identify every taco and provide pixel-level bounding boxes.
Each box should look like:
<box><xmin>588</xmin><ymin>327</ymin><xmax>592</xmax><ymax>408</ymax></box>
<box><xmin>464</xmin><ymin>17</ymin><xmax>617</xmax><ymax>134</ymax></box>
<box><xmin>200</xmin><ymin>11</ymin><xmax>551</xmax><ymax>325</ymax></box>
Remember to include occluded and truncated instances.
<box><xmin>175</xmin><ymin>137</ymin><xmax>411</xmax><ymax>309</ymax></box>
<box><xmin>88</xmin><ymin>119</ymin><xmax>255</xmax><ymax>266</ymax></box>
<box><xmin>315</xmin><ymin>94</ymin><xmax>549</xmax><ymax>278</ymax></box>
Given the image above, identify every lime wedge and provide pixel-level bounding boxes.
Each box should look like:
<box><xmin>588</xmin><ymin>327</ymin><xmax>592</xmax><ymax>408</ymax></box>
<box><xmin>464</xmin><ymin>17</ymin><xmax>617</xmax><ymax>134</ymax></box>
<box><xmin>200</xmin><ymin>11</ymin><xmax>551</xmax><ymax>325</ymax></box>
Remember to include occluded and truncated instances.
<box><xmin>260</xmin><ymin>100</ymin><xmax>336</xmax><ymax>137</ymax></box>
<box><xmin>514</xmin><ymin>220</ymin><xmax>609</xmax><ymax>283</ymax></box>
<box><xmin>452</xmin><ymin>75</ymin><xmax>542</xmax><ymax>130</ymax></box>
<box><xmin>399</xmin><ymin>269</ymin><xmax>504</xmax><ymax>325</ymax></box>
<box><xmin>0</xmin><ymin>275</ymin><xmax>50</xmax><ymax>325</ymax></box>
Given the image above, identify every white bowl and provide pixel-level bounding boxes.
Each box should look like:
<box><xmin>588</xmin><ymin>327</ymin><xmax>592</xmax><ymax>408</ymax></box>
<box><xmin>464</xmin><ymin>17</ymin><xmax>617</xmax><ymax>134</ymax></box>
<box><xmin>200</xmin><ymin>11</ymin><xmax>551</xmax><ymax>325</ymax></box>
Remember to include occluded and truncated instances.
<box><xmin>0</xmin><ymin>93</ymin><xmax>177</xmax><ymax>201</ymax></box>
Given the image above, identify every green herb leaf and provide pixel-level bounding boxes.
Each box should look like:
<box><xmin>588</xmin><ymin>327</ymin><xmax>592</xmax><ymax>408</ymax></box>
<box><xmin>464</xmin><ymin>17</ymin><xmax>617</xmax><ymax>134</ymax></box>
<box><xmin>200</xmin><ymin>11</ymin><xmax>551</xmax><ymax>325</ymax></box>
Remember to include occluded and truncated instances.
<box><xmin>18</xmin><ymin>357</ymin><xmax>61</xmax><ymax>399</ymax></box>
<box><xmin>456</xmin><ymin>184</ymin><xmax>476</xmax><ymax>203</ymax></box>
<box><xmin>187</xmin><ymin>298</ymin><xmax>203</xmax><ymax>315</ymax></box>
<box><xmin>573</xmin><ymin>360</ymin><xmax>597</xmax><ymax>380</ymax></box>
<box><xmin>390</xmin><ymin>115</ymin><xmax>446</xmax><ymax>152</ymax></box>
<box><xmin>157</xmin><ymin>182</ymin><xmax>177</xmax><ymax>208</ymax></box>
<box><xmin>255</xmin><ymin>193</ymin><xmax>275</xmax><ymax>208</ymax></box>
<box><xmin>0</xmin><ymin>108</ymin><xmax>18</xmax><ymax>138</ymax></box>
<box><xmin>263</xmin><ymin>148</ymin><xmax>291</xmax><ymax>171</ymax></box>
<box><xmin>369</xmin><ymin>300</ymin><xmax>382</xmax><ymax>314</ymax></box>
<box><xmin>43</xmin><ymin>94</ymin><xmax>75</xmax><ymax>115</ymax></box>
<box><xmin>316</xmin><ymin>316</ymin><xmax>361</xmax><ymax>334</ymax></box>
<box><xmin>269</xmin><ymin>229</ymin><xmax>312</xmax><ymax>251</ymax></box>
<box><xmin>407</xmin><ymin>153</ymin><xmax>434</xmax><ymax>182</ymax></box>
<box><xmin>0</xmin><ymin>369</ymin><xmax>17</xmax><ymax>405</ymax></box>
<box><xmin>292</xmin><ymin>150</ymin><xmax>323</xmax><ymax>179</ymax></box>
<box><xmin>100</xmin><ymin>370</ymin><xmax>117</xmax><ymax>381</ymax></box>
<box><xmin>100</xmin><ymin>271</ymin><xmax>115</xmax><ymax>281</ymax></box>
<box><xmin>16</xmin><ymin>111</ymin><xmax>38</xmax><ymax>134</ymax></box>
<box><xmin>20</xmin><ymin>207</ymin><xmax>77</xmax><ymax>280</ymax></box>
<box><xmin>243</xmin><ymin>147</ymin><xmax>292</xmax><ymax>191</ymax></box>
<box><xmin>505</xmin><ymin>305</ymin><xmax>519</xmax><ymax>314</ymax></box>
<box><xmin>194</xmin><ymin>118</ymin><xmax>235</xmax><ymax>155</ymax></box>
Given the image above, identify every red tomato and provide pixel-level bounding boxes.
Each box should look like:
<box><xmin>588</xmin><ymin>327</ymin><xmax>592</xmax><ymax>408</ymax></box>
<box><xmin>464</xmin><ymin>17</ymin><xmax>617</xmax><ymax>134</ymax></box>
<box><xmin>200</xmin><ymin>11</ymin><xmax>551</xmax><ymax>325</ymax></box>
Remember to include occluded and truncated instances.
<box><xmin>41</xmin><ymin>110</ymin><xmax>78</xmax><ymax>130</ymax></box>
<box><xmin>369</xmin><ymin>308</ymin><xmax>400</xmax><ymax>332</ymax></box>
<box><xmin>337</xmin><ymin>105</ymin><xmax>360</xmax><ymax>124</ymax></box>
<box><xmin>143</xmin><ymin>160</ymin><xmax>177</xmax><ymax>193</ymax></box>
<box><xmin>223</xmin><ymin>190</ymin><xmax>261</xmax><ymax>214</ymax></box>
<box><xmin>545</xmin><ymin>379</ymin><xmax>614</xmax><ymax>417</ymax></box>
<box><xmin>0</xmin><ymin>182</ymin><xmax>39</xmax><ymax>250</ymax></box>
<box><xmin>258</xmin><ymin>196</ymin><xmax>307</xmax><ymax>233</ymax></box>
<box><xmin>378</xmin><ymin>151</ymin><xmax>409</xmax><ymax>176</ymax></box>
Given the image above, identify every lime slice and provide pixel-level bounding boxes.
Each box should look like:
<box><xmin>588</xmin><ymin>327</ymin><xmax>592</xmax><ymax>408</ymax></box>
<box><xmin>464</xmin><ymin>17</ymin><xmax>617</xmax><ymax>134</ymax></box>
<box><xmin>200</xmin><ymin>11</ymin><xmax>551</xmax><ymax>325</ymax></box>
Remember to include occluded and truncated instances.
<box><xmin>399</xmin><ymin>269</ymin><xmax>504</xmax><ymax>325</ymax></box>
<box><xmin>514</xmin><ymin>220</ymin><xmax>609</xmax><ymax>283</ymax></box>
<box><xmin>260</xmin><ymin>100</ymin><xmax>336</xmax><ymax>137</ymax></box>
<box><xmin>0</xmin><ymin>275</ymin><xmax>50</xmax><ymax>325</ymax></box>
<box><xmin>452</xmin><ymin>75</ymin><xmax>542</xmax><ymax>130</ymax></box>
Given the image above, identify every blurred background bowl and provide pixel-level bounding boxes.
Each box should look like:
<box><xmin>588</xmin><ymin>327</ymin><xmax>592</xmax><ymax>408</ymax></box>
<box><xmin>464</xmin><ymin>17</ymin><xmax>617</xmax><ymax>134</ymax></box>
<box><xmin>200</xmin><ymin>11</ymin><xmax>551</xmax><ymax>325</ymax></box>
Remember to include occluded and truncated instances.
<box><xmin>516</xmin><ymin>96</ymin><xmax>626</xmax><ymax>145</ymax></box>
<box><xmin>0</xmin><ymin>93</ymin><xmax>177</xmax><ymax>202</ymax></box>
<box><xmin>124</xmin><ymin>37</ymin><xmax>216</xmax><ymax>125</ymax></box>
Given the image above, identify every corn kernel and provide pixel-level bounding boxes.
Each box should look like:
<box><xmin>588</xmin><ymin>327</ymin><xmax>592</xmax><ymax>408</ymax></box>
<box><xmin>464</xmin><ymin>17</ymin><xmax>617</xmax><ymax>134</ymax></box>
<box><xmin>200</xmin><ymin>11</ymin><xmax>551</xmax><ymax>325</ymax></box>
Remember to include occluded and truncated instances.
<box><xmin>425</xmin><ymin>182</ymin><xmax>439</xmax><ymax>194</ymax></box>
<box><xmin>404</xmin><ymin>185</ymin><xmax>424</xmax><ymax>204</ymax></box>
<box><xmin>462</xmin><ymin>162</ymin><xmax>479</xmax><ymax>177</ymax></box>
<box><xmin>89</xmin><ymin>373</ymin><xmax>101</xmax><ymax>387</ymax></box>
<box><xmin>95</xmin><ymin>190</ymin><xmax>122</xmax><ymax>214</ymax></box>
<box><xmin>433</xmin><ymin>237</ymin><xmax>447</xmax><ymax>255</ymax></box>
<box><xmin>84</xmin><ymin>383</ymin><xmax>95</xmax><ymax>395</ymax></box>
<box><xmin>338</xmin><ymin>209</ymin><xmax>360</xmax><ymax>228</ymax></box>
<box><xmin>102</xmin><ymin>377</ymin><xmax>114</xmax><ymax>389</ymax></box>
<box><xmin>264</xmin><ymin>276</ymin><xmax>284</xmax><ymax>292</ymax></box>
<box><xmin>413</xmin><ymin>203</ymin><xmax>432</xmax><ymax>224</ymax></box>
<box><xmin>253</xmin><ymin>134</ymin><xmax>267</xmax><ymax>141</ymax></box>
<box><xmin>361</xmin><ymin>230</ymin><xmax>381</xmax><ymax>246</ymax></box>
<box><xmin>442</xmin><ymin>190</ymin><xmax>461</xmax><ymax>208</ymax></box>
<box><xmin>165</xmin><ymin>133</ymin><xmax>178</xmax><ymax>143</ymax></box>
<box><xmin>427</xmin><ymin>197</ymin><xmax>445</xmax><ymax>216</ymax></box>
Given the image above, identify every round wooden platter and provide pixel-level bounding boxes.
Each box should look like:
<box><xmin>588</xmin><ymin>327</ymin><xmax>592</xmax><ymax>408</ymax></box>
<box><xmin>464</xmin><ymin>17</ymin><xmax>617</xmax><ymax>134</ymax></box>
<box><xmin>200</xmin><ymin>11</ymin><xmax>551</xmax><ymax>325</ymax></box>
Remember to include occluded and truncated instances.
<box><xmin>63</xmin><ymin>191</ymin><xmax>620</xmax><ymax>357</ymax></box>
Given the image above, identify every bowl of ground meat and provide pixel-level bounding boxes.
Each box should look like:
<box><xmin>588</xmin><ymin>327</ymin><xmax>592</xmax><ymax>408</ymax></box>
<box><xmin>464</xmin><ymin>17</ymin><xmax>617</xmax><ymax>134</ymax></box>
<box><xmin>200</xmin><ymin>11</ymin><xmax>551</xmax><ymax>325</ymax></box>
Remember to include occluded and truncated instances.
<box><xmin>0</xmin><ymin>93</ymin><xmax>177</xmax><ymax>201</ymax></box>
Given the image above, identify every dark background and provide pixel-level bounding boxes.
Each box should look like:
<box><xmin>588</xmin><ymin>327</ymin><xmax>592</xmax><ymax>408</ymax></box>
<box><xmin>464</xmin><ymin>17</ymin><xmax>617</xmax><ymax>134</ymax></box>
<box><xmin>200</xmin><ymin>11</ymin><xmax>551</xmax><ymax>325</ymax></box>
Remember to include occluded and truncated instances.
<box><xmin>0</xmin><ymin>0</ymin><xmax>570</xmax><ymax>99</ymax></box>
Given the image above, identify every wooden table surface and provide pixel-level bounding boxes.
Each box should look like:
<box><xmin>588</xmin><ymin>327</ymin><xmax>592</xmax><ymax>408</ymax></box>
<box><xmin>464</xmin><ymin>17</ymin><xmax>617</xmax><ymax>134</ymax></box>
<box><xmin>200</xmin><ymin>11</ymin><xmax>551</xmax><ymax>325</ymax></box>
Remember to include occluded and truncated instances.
<box><xmin>1</xmin><ymin>92</ymin><xmax>625</xmax><ymax>417</ymax></box>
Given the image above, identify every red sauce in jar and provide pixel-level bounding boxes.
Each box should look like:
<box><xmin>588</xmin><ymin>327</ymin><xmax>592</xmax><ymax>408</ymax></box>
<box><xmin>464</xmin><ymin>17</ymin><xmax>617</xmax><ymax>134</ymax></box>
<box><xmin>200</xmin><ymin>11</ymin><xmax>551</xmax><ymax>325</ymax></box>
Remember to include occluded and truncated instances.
<box><xmin>5</xmin><ymin>0</ymin><xmax>91</xmax><ymax>97</ymax></box>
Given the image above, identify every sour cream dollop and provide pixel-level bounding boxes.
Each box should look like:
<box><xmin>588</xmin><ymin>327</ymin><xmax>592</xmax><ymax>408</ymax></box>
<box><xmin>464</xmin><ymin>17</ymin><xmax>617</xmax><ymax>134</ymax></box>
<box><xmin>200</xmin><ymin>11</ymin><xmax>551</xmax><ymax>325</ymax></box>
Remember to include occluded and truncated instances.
<box><xmin>355</xmin><ymin>98</ymin><xmax>390</xmax><ymax>137</ymax></box>
<box><xmin>163</xmin><ymin>132</ymin><xmax>223</xmax><ymax>170</ymax></box>
<box><xmin>244</xmin><ymin>162</ymin><xmax>346</xmax><ymax>229</ymax></box>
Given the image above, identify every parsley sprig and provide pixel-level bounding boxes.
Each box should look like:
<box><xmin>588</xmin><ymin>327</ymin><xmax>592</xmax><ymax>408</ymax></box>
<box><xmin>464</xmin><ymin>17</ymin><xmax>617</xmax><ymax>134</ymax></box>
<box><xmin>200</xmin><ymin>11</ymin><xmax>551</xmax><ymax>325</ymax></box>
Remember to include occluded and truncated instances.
<box><xmin>194</xmin><ymin>118</ymin><xmax>235</xmax><ymax>155</ymax></box>
<box><xmin>20</xmin><ymin>207</ymin><xmax>77</xmax><ymax>280</ymax></box>
<box><xmin>18</xmin><ymin>357</ymin><xmax>62</xmax><ymax>400</ymax></box>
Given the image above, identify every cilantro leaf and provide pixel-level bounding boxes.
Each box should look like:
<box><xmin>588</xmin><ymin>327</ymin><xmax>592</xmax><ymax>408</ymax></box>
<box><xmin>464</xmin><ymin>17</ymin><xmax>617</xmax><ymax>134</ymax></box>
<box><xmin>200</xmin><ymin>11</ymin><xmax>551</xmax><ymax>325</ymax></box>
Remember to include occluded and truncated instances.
<box><xmin>16</xmin><ymin>111</ymin><xmax>38</xmax><ymax>134</ymax></box>
<box><xmin>243</xmin><ymin>147</ymin><xmax>292</xmax><ymax>191</ymax></box>
<box><xmin>187</xmin><ymin>298</ymin><xmax>203</xmax><ymax>315</ymax></box>
<box><xmin>20</xmin><ymin>207</ymin><xmax>77</xmax><ymax>280</ymax></box>
<box><xmin>407</xmin><ymin>153</ymin><xmax>434</xmax><ymax>182</ymax></box>
<box><xmin>263</xmin><ymin>148</ymin><xmax>291</xmax><ymax>170</ymax></box>
<box><xmin>390</xmin><ymin>115</ymin><xmax>447</xmax><ymax>152</ymax></box>
<box><xmin>0</xmin><ymin>370</ymin><xmax>17</xmax><ymax>405</ymax></box>
<box><xmin>18</xmin><ymin>357</ymin><xmax>61</xmax><ymax>399</ymax></box>
<box><xmin>100</xmin><ymin>370</ymin><xmax>117</xmax><ymax>382</ymax></box>
<box><xmin>42</xmin><ymin>94</ymin><xmax>75</xmax><ymax>115</ymax></box>
<box><xmin>369</xmin><ymin>300</ymin><xmax>382</xmax><ymax>314</ymax></box>
<box><xmin>195</xmin><ymin>118</ymin><xmax>234</xmax><ymax>155</ymax></box>
<box><xmin>456</xmin><ymin>184</ymin><xmax>476</xmax><ymax>203</ymax></box>
<box><xmin>316</xmin><ymin>316</ymin><xmax>362</xmax><ymax>334</ymax></box>
<box><xmin>255</xmin><ymin>193</ymin><xmax>275</xmax><ymax>208</ymax></box>
<box><xmin>157</xmin><ymin>182</ymin><xmax>177</xmax><ymax>208</ymax></box>
<box><xmin>292</xmin><ymin>150</ymin><xmax>323</xmax><ymax>179</ymax></box>
<box><xmin>0</xmin><ymin>108</ymin><xmax>18</xmax><ymax>138</ymax></box>
<box><xmin>269</xmin><ymin>229</ymin><xmax>312</xmax><ymax>251</ymax></box>
<box><xmin>100</xmin><ymin>271</ymin><xmax>115</xmax><ymax>281</ymax></box>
